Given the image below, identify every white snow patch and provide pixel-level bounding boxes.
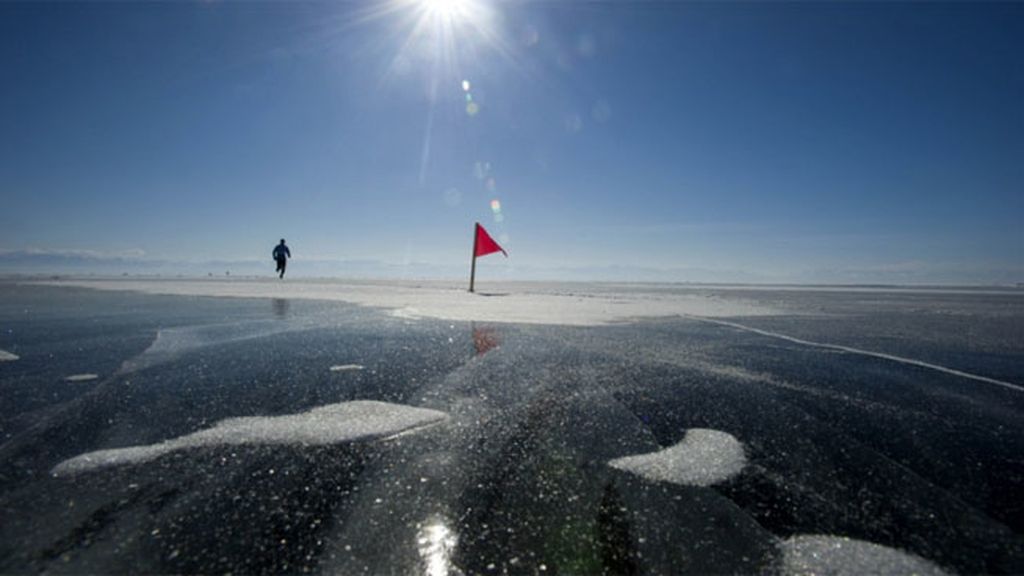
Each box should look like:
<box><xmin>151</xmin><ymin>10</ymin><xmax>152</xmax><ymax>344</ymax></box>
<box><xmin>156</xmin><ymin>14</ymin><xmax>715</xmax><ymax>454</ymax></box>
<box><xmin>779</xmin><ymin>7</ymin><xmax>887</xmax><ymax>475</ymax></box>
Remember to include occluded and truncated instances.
<box><xmin>0</xmin><ymin>349</ymin><xmax>19</xmax><ymax>362</ymax></box>
<box><xmin>65</xmin><ymin>373</ymin><xmax>99</xmax><ymax>382</ymax></box>
<box><xmin>608</xmin><ymin>428</ymin><xmax>746</xmax><ymax>486</ymax></box>
<box><xmin>33</xmin><ymin>279</ymin><xmax>781</xmax><ymax>326</ymax></box>
<box><xmin>52</xmin><ymin>401</ymin><xmax>448</xmax><ymax>476</ymax></box>
<box><xmin>330</xmin><ymin>364</ymin><xmax>365</xmax><ymax>372</ymax></box>
<box><xmin>780</xmin><ymin>535</ymin><xmax>949</xmax><ymax>576</ymax></box>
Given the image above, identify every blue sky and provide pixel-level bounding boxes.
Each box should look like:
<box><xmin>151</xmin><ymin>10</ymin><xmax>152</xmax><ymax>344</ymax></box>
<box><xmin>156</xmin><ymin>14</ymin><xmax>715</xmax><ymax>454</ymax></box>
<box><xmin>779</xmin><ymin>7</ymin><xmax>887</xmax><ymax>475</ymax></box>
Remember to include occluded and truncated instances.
<box><xmin>1</xmin><ymin>1</ymin><xmax>1021</xmax><ymax>283</ymax></box>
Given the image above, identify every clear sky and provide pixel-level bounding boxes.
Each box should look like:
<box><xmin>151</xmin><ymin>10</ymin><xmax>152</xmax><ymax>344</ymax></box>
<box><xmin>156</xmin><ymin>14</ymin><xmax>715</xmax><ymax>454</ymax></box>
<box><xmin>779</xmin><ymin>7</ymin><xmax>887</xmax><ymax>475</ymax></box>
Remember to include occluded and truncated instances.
<box><xmin>2</xmin><ymin>1</ymin><xmax>1022</xmax><ymax>283</ymax></box>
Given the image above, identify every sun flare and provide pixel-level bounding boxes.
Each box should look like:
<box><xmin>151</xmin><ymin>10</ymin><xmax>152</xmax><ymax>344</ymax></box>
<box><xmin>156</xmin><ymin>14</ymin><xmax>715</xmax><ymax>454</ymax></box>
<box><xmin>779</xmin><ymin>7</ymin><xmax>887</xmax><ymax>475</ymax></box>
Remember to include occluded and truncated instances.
<box><xmin>421</xmin><ymin>0</ymin><xmax>473</xmax><ymax>21</ymax></box>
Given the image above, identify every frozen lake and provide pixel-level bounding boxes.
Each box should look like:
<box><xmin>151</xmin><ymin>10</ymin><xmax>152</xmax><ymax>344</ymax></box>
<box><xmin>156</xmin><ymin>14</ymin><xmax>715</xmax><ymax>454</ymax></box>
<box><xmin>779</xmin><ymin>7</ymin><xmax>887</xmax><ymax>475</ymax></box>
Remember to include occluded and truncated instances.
<box><xmin>0</xmin><ymin>279</ymin><xmax>1022</xmax><ymax>574</ymax></box>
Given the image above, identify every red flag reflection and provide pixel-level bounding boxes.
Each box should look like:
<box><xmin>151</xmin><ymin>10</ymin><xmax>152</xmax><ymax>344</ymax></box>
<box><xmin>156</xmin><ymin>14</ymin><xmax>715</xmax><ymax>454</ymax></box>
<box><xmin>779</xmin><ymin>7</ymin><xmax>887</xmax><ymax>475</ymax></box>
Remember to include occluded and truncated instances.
<box><xmin>472</xmin><ymin>324</ymin><xmax>501</xmax><ymax>356</ymax></box>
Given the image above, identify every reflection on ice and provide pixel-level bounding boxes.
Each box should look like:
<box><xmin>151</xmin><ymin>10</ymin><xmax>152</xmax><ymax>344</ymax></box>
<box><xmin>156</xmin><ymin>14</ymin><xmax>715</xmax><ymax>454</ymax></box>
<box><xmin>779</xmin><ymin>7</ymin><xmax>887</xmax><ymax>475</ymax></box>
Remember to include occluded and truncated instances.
<box><xmin>608</xmin><ymin>428</ymin><xmax>746</xmax><ymax>487</ymax></box>
<box><xmin>271</xmin><ymin>298</ymin><xmax>290</xmax><ymax>318</ymax></box>
<box><xmin>53</xmin><ymin>401</ymin><xmax>448</xmax><ymax>476</ymax></box>
<box><xmin>0</xmin><ymin>349</ymin><xmax>19</xmax><ymax>361</ymax></box>
<box><xmin>416</xmin><ymin>515</ymin><xmax>458</xmax><ymax>576</ymax></box>
<box><xmin>64</xmin><ymin>373</ymin><xmax>99</xmax><ymax>382</ymax></box>
<box><xmin>471</xmin><ymin>323</ymin><xmax>500</xmax><ymax>356</ymax></box>
<box><xmin>780</xmin><ymin>535</ymin><xmax>949</xmax><ymax>576</ymax></box>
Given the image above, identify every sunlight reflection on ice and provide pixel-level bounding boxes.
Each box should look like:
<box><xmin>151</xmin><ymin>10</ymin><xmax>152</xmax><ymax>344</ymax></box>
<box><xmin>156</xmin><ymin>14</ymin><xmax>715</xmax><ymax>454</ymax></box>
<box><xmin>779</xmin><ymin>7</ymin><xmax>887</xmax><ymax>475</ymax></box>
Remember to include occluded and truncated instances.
<box><xmin>64</xmin><ymin>373</ymin><xmax>99</xmax><ymax>382</ymax></box>
<box><xmin>608</xmin><ymin>428</ymin><xmax>746</xmax><ymax>486</ymax></box>
<box><xmin>416</xmin><ymin>515</ymin><xmax>458</xmax><ymax>576</ymax></box>
<box><xmin>780</xmin><ymin>535</ymin><xmax>949</xmax><ymax>576</ymax></box>
<box><xmin>52</xmin><ymin>401</ymin><xmax>448</xmax><ymax>476</ymax></box>
<box><xmin>0</xmin><ymin>349</ymin><xmax>19</xmax><ymax>361</ymax></box>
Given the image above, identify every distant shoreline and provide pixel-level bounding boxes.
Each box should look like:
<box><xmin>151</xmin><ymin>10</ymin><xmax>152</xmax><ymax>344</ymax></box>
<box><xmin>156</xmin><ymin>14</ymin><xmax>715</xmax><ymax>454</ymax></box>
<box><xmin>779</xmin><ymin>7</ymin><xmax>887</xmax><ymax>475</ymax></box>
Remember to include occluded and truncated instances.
<box><xmin>3</xmin><ymin>273</ymin><xmax>1021</xmax><ymax>296</ymax></box>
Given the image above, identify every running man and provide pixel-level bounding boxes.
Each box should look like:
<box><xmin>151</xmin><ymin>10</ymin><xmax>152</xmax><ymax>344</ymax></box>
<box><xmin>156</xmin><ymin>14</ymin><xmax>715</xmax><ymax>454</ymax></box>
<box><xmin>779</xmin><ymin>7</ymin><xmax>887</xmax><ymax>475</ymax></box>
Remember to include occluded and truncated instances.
<box><xmin>272</xmin><ymin>239</ymin><xmax>291</xmax><ymax>278</ymax></box>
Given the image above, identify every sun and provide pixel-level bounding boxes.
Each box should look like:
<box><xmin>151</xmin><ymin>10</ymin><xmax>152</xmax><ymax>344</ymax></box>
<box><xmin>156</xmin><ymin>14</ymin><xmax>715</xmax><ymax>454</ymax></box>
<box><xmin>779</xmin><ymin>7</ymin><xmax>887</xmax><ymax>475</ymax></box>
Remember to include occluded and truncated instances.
<box><xmin>421</xmin><ymin>0</ymin><xmax>474</xmax><ymax>22</ymax></box>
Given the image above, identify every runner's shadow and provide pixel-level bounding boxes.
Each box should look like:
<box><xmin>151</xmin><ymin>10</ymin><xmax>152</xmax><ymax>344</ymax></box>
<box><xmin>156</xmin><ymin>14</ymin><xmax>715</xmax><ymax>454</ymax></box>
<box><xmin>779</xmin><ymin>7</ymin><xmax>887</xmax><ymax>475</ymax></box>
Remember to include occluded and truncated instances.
<box><xmin>474</xmin><ymin>292</ymin><xmax>509</xmax><ymax>297</ymax></box>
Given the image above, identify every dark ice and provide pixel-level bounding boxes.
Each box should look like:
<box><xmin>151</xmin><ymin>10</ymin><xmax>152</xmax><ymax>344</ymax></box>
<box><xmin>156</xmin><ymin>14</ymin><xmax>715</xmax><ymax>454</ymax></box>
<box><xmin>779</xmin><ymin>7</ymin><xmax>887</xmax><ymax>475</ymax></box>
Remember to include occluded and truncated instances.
<box><xmin>1</xmin><ymin>282</ymin><xmax>1022</xmax><ymax>574</ymax></box>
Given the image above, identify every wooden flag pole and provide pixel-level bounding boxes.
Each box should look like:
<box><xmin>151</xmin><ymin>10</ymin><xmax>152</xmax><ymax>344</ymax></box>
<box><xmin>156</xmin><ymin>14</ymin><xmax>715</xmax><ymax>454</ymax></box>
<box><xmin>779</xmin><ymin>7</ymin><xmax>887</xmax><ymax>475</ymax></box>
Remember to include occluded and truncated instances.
<box><xmin>469</xmin><ymin>223</ymin><xmax>479</xmax><ymax>293</ymax></box>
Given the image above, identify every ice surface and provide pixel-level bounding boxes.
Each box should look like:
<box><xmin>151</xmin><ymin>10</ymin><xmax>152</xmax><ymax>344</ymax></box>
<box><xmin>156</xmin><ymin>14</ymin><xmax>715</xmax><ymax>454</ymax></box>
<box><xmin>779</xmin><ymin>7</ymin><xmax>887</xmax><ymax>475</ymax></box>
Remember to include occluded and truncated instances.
<box><xmin>780</xmin><ymin>535</ymin><xmax>950</xmax><ymax>576</ymax></box>
<box><xmin>52</xmin><ymin>401</ymin><xmax>448</xmax><ymax>475</ymax></box>
<box><xmin>119</xmin><ymin>320</ymin><xmax>309</xmax><ymax>374</ymax></box>
<box><xmin>330</xmin><ymin>364</ymin><xmax>365</xmax><ymax>372</ymax></box>
<box><xmin>3</xmin><ymin>281</ymin><xmax>1020</xmax><ymax>574</ymax></box>
<box><xmin>36</xmin><ymin>278</ymin><xmax>780</xmax><ymax>326</ymax></box>
<box><xmin>0</xmin><ymin>349</ymin><xmax>19</xmax><ymax>361</ymax></box>
<box><xmin>64</xmin><ymin>373</ymin><xmax>99</xmax><ymax>382</ymax></box>
<box><xmin>608</xmin><ymin>428</ymin><xmax>746</xmax><ymax>486</ymax></box>
<box><xmin>698</xmin><ymin>316</ymin><xmax>1024</xmax><ymax>393</ymax></box>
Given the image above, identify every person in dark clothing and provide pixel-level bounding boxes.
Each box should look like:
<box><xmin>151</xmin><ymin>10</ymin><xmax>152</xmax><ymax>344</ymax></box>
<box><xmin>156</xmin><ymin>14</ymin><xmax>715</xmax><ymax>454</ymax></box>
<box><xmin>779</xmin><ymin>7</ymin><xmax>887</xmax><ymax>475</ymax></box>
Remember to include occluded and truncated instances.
<box><xmin>272</xmin><ymin>239</ymin><xmax>291</xmax><ymax>278</ymax></box>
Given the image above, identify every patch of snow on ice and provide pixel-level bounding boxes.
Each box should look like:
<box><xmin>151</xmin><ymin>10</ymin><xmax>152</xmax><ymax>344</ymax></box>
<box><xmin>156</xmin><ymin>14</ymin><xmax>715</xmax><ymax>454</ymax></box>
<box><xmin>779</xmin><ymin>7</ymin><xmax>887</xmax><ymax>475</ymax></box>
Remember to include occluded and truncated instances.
<box><xmin>52</xmin><ymin>401</ymin><xmax>448</xmax><ymax>476</ymax></box>
<box><xmin>65</xmin><ymin>373</ymin><xmax>99</xmax><ymax>382</ymax></box>
<box><xmin>35</xmin><ymin>279</ymin><xmax>782</xmax><ymax>326</ymax></box>
<box><xmin>609</xmin><ymin>428</ymin><xmax>746</xmax><ymax>487</ymax></box>
<box><xmin>0</xmin><ymin>349</ymin><xmax>19</xmax><ymax>362</ymax></box>
<box><xmin>330</xmin><ymin>364</ymin><xmax>365</xmax><ymax>372</ymax></box>
<box><xmin>780</xmin><ymin>535</ymin><xmax>949</xmax><ymax>576</ymax></box>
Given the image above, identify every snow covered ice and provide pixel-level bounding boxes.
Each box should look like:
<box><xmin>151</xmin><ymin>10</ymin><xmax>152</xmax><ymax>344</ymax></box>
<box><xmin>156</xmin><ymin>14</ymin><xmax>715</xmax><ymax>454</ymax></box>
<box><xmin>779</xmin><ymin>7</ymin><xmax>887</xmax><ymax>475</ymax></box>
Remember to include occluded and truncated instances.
<box><xmin>53</xmin><ymin>401</ymin><xmax>448</xmax><ymax>475</ymax></box>
<box><xmin>608</xmin><ymin>428</ymin><xmax>747</xmax><ymax>487</ymax></box>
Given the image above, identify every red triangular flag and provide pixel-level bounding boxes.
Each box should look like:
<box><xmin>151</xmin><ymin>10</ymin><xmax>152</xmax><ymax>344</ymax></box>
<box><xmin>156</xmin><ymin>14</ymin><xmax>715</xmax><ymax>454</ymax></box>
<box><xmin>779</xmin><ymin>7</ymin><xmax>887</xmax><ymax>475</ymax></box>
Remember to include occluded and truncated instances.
<box><xmin>474</xmin><ymin>223</ymin><xmax>507</xmax><ymax>258</ymax></box>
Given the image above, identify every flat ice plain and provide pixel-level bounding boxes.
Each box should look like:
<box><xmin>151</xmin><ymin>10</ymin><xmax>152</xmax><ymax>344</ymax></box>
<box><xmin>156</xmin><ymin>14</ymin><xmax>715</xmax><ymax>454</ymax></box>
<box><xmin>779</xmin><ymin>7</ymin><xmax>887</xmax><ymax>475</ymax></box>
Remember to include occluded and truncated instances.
<box><xmin>35</xmin><ymin>277</ymin><xmax>784</xmax><ymax>324</ymax></box>
<box><xmin>0</xmin><ymin>277</ymin><xmax>1022</xmax><ymax>574</ymax></box>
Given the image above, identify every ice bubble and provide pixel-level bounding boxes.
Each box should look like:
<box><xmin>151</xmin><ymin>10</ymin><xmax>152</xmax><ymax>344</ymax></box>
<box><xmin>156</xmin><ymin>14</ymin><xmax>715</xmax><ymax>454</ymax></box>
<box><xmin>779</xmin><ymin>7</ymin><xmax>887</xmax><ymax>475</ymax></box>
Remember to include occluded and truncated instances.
<box><xmin>53</xmin><ymin>401</ymin><xmax>448</xmax><ymax>476</ymax></box>
<box><xmin>780</xmin><ymin>535</ymin><xmax>949</xmax><ymax>576</ymax></box>
<box><xmin>65</xmin><ymin>373</ymin><xmax>99</xmax><ymax>382</ymax></box>
<box><xmin>0</xmin><ymin>349</ymin><xmax>19</xmax><ymax>362</ymax></box>
<box><xmin>608</xmin><ymin>428</ymin><xmax>746</xmax><ymax>487</ymax></box>
<box><xmin>330</xmin><ymin>364</ymin><xmax>365</xmax><ymax>372</ymax></box>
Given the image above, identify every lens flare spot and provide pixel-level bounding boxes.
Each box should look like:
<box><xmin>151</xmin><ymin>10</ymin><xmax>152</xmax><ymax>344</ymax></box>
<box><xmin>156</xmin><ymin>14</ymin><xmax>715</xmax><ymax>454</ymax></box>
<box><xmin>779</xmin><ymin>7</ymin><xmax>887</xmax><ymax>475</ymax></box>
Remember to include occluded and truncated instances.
<box><xmin>462</xmin><ymin>79</ymin><xmax>471</xmax><ymax>92</ymax></box>
<box><xmin>564</xmin><ymin>113</ymin><xmax>583</xmax><ymax>133</ymax></box>
<box><xmin>474</xmin><ymin>161</ymin><xmax>491</xmax><ymax>180</ymax></box>
<box><xmin>493</xmin><ymin>213</ymin><xmax>505</xmax><ymax>223</ymax></box>
<box><xmin>576</xmin><ymin>34</ymin><xmax>596</xmax><ymax>57</ymax></box>
<box><xmin>490</xmin><ymin>199</ymin><xmax>501</xmax><ymax>212</ymax></box>
<box><xmin>466</xmin><ymin>102</ymin><xmax>480</xmax><ymax>116</ymax></box>
<box><xmin>521</xmin><ymin>25</ymin><xmax>539</xmax><ymax>47</ymax></box>
<box><xmin>443</xmin><ymin>187</ymin><xmax>462</xmax><ymax>206</ymax></box>
<box><xmin>486</xmin><ymin>177</ymin><xmax>496</xmax><ymax>192</ymax></box>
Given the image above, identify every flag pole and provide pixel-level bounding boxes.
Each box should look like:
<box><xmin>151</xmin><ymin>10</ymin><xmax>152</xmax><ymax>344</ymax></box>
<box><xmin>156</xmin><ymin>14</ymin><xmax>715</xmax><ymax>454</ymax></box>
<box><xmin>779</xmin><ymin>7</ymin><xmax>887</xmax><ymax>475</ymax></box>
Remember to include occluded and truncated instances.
<box><xmin>469</xmin><ymin>223</ymin><xmax>479</xmax><ymax>293</ymax></box>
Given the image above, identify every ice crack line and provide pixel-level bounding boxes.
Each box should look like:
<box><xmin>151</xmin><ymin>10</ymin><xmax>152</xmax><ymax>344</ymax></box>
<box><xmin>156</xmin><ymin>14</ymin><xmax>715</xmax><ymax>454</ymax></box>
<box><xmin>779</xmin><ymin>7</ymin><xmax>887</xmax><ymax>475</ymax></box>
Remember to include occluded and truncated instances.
<box><xmin>685</xmin><ymin>315</ymin><xmax>1023</xmax><ymax>394</ymax></box>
